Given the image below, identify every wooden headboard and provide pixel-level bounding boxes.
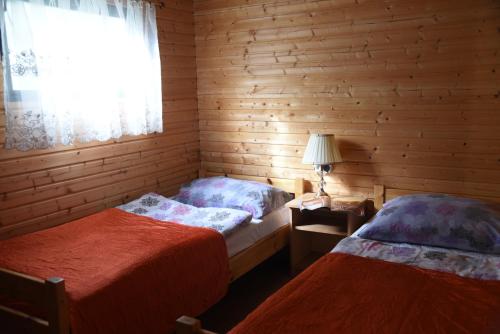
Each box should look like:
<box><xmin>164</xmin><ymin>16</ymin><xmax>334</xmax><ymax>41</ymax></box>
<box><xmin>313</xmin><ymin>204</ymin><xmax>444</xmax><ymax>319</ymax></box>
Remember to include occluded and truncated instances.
<box><xmin>198</xmin><ymin>169</ymin><xmax>305</xmax><ymax>196</ymax></box>
<box><xmin>374</xmin><ymin>184</ymin><xmax>500</xmax><ymax>211</ymax></box>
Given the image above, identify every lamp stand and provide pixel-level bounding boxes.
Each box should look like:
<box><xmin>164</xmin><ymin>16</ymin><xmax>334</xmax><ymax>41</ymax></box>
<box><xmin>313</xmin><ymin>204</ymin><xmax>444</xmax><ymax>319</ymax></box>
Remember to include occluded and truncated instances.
<box><xmin>314</xmin><ymin>164</ymin><xmax>332</xmax><ymax>198</ymax></box>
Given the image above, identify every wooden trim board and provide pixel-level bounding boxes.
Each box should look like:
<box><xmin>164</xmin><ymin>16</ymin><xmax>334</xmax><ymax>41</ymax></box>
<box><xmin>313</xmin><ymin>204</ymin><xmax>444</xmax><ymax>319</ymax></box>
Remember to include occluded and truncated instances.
<box><xmin>374</xmin><ymin>184</ymin><xmax>500</xmax><ymax>210</ymax></box>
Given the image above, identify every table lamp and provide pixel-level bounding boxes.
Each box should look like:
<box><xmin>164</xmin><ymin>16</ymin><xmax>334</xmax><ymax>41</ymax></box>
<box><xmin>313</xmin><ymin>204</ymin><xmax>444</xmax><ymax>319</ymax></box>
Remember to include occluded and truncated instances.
<box><xmin>302</xmin><ymin>134</ymin><xmax>343</xmax><ymax>197</ymax></box>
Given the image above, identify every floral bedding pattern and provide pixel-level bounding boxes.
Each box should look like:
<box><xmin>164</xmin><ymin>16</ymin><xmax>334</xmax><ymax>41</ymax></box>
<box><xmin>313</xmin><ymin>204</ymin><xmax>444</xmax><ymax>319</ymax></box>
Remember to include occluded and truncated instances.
<box><xmin>333</xmin><ymin>237</ymin><xmax>500</xmax><ymax>280</ymax></box>
<box><xmin>172</xmin><ymin>176</ymin><xmax>292</xmax><ymax>219</ymax></box>
<box><xmin>117</xmin><ymin>193</ymin><xmax>252</xmax><ymax>237</ymax></box>
<box><xmin>358</xmin><ymin>194</ymin><xmax>500</xmax><ymax>254</ymax></box>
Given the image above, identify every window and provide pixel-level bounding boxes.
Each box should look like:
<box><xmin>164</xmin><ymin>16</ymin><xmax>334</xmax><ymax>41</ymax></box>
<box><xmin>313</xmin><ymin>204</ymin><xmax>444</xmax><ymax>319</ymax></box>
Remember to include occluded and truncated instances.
<box><xmin>1</xmin><ymin>0</ymin><xmax>162</xmax><ymax>151</ymax></box>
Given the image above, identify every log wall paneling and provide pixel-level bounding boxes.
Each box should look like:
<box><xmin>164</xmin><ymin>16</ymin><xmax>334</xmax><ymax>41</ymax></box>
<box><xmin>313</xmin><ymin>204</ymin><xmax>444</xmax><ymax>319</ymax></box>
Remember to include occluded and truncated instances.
<box><xmin>0</xmin><ymin>0</ymin><xmax>200</xmax><ymax>239</ymax></box>
<box><xmin>194</xmin><ymin>0</ymin><xmax>500</xmax><ymax>200</ymax></box>
<box><xmin>2</xmin><ymin>0</ymin><xmax>500</xmax><ymax>239</ymax></box>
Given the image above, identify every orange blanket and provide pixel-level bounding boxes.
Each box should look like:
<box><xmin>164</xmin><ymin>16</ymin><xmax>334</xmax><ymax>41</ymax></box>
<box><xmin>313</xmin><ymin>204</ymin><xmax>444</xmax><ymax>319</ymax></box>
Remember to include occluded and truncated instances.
<box><xmin>230</xmin><ymin>253</ymin><xmax>500</xmax><ymax>334</ymax></box>
<box><xmin>0</xmin><ymin>208</ymin><xmax>230</xmax><ymax>334</ymax></box>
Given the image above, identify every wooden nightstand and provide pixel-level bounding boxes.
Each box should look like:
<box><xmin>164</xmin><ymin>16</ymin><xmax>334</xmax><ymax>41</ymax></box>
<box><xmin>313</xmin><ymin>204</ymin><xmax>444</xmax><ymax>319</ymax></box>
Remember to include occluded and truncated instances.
<box><xmin>287</xmin><ymin>193</ymin><xmax>368</xmax><ymax>273</ymax></box>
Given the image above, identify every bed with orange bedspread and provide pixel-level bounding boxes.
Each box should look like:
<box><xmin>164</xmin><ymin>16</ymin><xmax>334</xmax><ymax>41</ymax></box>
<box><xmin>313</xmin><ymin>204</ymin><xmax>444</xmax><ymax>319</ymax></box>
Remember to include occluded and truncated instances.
<box><xmin>0</xmin><ymin>208</ymin><xmax>230</xmax><ymax>334</ymax></box>
<box><xmin>230</xmin><ymin>252</ymin><xmax>500</xmax><ymax>334</ymax></box>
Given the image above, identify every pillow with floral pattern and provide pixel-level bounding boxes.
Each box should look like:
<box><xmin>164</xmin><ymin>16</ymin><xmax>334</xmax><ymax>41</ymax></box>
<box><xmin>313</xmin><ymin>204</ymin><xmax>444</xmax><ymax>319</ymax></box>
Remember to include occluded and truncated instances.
<box><xmin>117</xmin><ymin>193</ymin><xmax>252</xmax><ymax>237</ymax></box>
<box><xmin>358</xmin><ymin>194</ymin><xmax>500</xmax><ymax>254</ymax></box>
<box><xmin>172</xmin><ymin>176</ymin><xmax>292</xmax><ymax>219</ymax></box>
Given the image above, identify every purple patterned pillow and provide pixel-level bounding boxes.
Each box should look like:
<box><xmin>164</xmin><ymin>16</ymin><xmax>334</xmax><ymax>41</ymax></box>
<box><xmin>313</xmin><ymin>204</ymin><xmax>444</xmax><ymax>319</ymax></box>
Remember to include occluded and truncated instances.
<box><xmin>358</xmin><ymin>194</ymin><xmax>500</xmax><ymax>254</ymax></box>
<box><xmin>172</xmin><ymin>176</ymin><xmax>292</xmax><ymax>219</ymax></box>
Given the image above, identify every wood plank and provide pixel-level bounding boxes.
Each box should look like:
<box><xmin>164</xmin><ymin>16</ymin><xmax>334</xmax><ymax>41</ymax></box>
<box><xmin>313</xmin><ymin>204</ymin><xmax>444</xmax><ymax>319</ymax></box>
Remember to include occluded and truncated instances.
<box><xmin>0</xmin><ymin>167</ymin><xmax>199</xmax><ymax>239</ymax></box>
<box><xmin>0</xmin><ymin>151</ymin><xmax>199</xmax><ymax>210</ymax></box>
<box><xmin>203</xmin><ymin>170</ymin><xmax>301</xmax><ymax>194</ymax></box>
<box><xmin>295</xmin><ymin>224</ymin><xmax>348</xmax><ymax>236</ymax></box>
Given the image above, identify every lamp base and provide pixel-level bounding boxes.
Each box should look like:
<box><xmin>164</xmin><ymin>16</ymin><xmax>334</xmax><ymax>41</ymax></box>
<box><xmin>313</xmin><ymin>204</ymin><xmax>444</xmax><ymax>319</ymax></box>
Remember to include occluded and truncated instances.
<box><xmin>314</xmin><ymin>164</ymin><xmax>332</xmax><ymax>198</ymax></box>
<box><xmin>315</xmin><ymin>188</ymin><xmax>329</xmax><ymax>198</ymax></box>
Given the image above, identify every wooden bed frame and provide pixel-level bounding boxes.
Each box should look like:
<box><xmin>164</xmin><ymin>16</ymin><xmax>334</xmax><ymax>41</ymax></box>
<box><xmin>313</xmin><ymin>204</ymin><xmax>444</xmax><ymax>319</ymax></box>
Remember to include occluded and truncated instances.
<box><xmin>0</xmin><ymin>170</ymin><xmax>305</xmax><ymax>334</ymax></box>
<box><xmin>0</xmin><ymin>268</ymin><xmax>69</xmax><ymax>334</ymax></box>
<box><xmin>373</xmin><ymin>184</ymin><xmax>500</xmax><ymax>210</ymax></box>
<box><xmin>175</xmin><ymin>183</ymin><xmax>500</xmax><ymax>334</ymax></box>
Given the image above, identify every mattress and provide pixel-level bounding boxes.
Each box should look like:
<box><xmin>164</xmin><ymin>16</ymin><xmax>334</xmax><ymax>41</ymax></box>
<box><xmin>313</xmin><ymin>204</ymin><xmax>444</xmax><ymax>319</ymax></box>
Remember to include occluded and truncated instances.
<box><xmin>226</xmin><ymin>206</ymin><xmax>289</xmax><ymax>257</ymax></box>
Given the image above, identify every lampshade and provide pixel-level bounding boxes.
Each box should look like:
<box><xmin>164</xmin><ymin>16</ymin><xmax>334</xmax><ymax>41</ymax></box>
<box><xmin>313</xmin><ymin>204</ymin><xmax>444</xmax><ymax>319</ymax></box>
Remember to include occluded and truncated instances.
<box><xmin>302</xmin><ymin>134</ymin><xmax>343</xmax><ymax>165</ymax></box>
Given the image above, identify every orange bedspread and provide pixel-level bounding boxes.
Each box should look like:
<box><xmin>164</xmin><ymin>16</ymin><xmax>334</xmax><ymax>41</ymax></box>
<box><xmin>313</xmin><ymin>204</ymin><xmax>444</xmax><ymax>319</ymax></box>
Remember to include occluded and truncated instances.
<box><xmin>230</xmin><ymin>253</ymin><xmax>500</xmax><ymax>334</ymax></box>
<box><xmin>0</xmin><ymin>208</ymin><xmax>230</xmax><ymax>334</ymax></box>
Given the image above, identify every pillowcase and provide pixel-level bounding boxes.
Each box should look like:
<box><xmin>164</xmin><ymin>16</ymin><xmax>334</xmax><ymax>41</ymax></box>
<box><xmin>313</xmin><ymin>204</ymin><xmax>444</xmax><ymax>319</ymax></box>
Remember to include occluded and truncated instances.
<box><xmin>172</xmin><ymin>176</ymin><xmax>292</xmax><ymax>219</ymax></box>
<box><xmin>358</xmin><ymin>194</ymin><xmax>500</xmax><ymax>254</ymax></box>
<box><xmin>118</xmin><ymin>193</ymin><xmax>252</xmax><ymax>237</ymax></box>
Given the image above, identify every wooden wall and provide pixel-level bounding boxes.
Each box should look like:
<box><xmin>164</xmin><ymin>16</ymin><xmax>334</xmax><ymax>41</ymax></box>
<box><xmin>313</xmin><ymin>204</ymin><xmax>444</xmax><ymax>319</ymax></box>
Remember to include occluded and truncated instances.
<box><xmin>1</xmin><ymin>0</ymin><xmax>500</xmax><ymax>238</ymax></box>
<box><xmin>194</xmin><ymin>0</ymin><xmax>500</xmax><ymax>200</ymax></box>
<box><xmin>0</xmin><ymin>1</ymin><xmax>199</xmax><ymax>239</ymax></box>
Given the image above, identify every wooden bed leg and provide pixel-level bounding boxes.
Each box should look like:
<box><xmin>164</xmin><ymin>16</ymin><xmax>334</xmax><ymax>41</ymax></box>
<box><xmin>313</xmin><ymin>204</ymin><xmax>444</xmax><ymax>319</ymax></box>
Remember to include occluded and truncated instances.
<box><xmin>46</xmin><ymin>277</ymin><xmax>70</xmax><ymax>334</ymax></box>
<box><xmin>176</xmin><ymin>316</ymin><xmax>201</xmax><ymax>334</ymax></box>
<box><xmin>176</xmin><ymin>316</ymin><xmax>217</xmax><ymax>334</ymax></box>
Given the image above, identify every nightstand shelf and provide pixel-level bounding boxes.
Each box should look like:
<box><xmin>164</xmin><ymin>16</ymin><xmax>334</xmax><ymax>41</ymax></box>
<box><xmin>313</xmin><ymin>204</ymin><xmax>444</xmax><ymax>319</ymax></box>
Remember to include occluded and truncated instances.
<box><xmin>295</xmin><ymin>224</ymin><xmax>347</xmax><ymax>236</ymax></box>
<box><xmin>288</xmin><ymin>193</ymin><xmax>369</xmax><ymax>274</ymax></box>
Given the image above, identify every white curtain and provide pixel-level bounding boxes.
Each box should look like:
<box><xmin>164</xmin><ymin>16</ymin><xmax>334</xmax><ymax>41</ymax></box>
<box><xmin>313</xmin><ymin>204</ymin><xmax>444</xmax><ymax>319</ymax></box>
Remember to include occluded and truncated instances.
<box><xmin>1</xmin><ymin>0</ymin><xmax>162</xmax><ymax>151</ymax></box>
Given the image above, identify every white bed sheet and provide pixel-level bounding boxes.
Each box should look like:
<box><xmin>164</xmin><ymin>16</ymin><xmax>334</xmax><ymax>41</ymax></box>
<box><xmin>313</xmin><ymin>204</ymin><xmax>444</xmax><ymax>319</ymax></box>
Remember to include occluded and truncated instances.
<box><xmin>226</xmin><ymin>206</ymin><xmax>289</xmax><ymax>257</ymax></box>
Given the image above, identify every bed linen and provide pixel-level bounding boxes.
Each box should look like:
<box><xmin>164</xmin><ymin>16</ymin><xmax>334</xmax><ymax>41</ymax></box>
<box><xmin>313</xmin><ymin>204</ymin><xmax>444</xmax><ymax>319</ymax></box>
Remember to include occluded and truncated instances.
<box><xmin>173</xmin><ymin>176</ymin><xmax>292</xmax><ymax>218</ymax></box>
<box><xmin>333</xmin><ymin>236</ymin><xmax>500</xmax><ymax>280</ymax></box>
<box><xmin>117</xmin><ymin>193</ymin><xmax>290</xmax><ymax>257</ymax></box>
<box><xmin>357</xmin><ymin>194</ymin><xmax>500</xmax><ymax>254</ymax></box>
<box><xmin>0</xmin><ymin>208</ymin><xmax>230</xmax><ymax>334</ymax></box>
<box><xmin>117</xmin><ymin>192</ymin><xmax>252</xmax><ymax>237</ymax></box>
<box><xmin>229</xmin><ymin>252</ymin><xmax>500</xmax><ymax>334</ymax></box>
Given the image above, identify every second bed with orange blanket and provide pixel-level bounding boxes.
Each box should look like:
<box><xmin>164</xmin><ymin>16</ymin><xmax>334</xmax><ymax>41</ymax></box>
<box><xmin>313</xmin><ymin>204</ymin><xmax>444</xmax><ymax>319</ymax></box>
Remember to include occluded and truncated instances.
<box><xmin>230</xmin><ymin>252</ymin><xmax>500</xmax><ymax>334</ymax></box>
<box><xmin>0</xmin><ymin>208</ymin><xmax>230</xmax><ymax>334</ymax></box>
<box><xmin>231</xmin><ymin>192</ymin><xmax>500</xmax><ymax>334</ymax></box>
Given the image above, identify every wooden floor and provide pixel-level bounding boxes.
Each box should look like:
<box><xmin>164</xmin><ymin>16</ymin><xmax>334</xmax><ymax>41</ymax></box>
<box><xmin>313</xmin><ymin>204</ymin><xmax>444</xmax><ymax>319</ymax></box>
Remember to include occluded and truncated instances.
<box><xmin>199</xmin><ymin>249</ymin><xmax>292</xmax><ymax>333</ymax></box>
